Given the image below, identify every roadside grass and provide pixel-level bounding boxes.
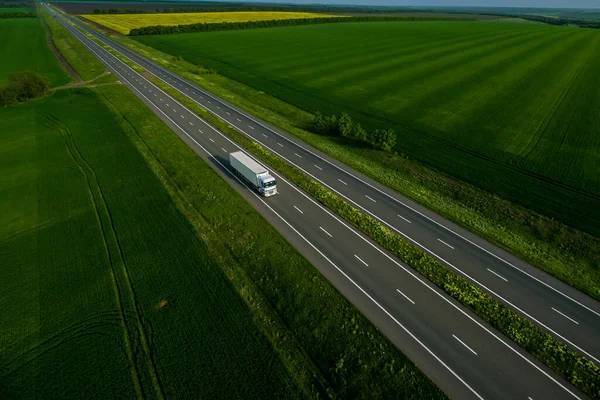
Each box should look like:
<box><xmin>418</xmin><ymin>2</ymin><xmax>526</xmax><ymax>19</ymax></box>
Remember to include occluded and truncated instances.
<box><xmin>82</xmin><ymin>11</ymin><xmax>338</xmax><ymax>34</ymax></box>
<box><xmin>0</xmin><ymin>18</ymin><xmax>70</xmax><ymax>86</ymax></box>
<box><xmin>39</xmin><ymin>7</ymin><xmax>105</xmax><ymax>81</ymax></box>
<box><xmin>100</xmin><ymin>32</ymin><xmax>600</xmax><ymax>301</ymax></box>
<box><xmin>0</xmin><ymin>88</ymin><xmax>302</xmax><ymax>399</ymax></box>
<box><xmin>93</xmin><ymin>82</ymin><xmax>446</xmax><ymax>399</ymax></box>
<box><xmin>149</xmin><ymin>76</ymin><xmax>600</xmax><ymax>399</ymax></box>
<box><xmin>133</xmin><ymin>22</ymin><xmax>600</xmax><ymax>239</ymax></box>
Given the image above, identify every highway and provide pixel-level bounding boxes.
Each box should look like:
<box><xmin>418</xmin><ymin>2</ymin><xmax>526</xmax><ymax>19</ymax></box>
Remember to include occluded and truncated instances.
<box><xmin>42</xmin><ymin>3</ymin><xmax>593</xmax><ymax>398</ymax></box>
<box><xmin>55</xmin><ymin>4</ymin><xmax>600</xmax><ymax>368</ymax></box>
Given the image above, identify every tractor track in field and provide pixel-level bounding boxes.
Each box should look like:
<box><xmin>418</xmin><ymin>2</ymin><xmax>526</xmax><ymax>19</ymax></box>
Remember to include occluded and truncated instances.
<box><xmin>507</xmin><ymin>39</ymin><xmax>593</xmax><ymax>171</ymax></box>
<box><xmin>0</xmin><ymin>315</ymin><xmax>122</xmax><ymax>378</ymax></box>
<box><xmin>38</xmin><ymin>112</ymin><xmax>165</xmax><ymax>400</ymax></box>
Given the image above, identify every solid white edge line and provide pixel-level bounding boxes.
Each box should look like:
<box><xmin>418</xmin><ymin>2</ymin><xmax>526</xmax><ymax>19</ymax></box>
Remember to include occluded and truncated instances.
<box><xmin>438</xmin><ymin>239</ymin><xmax>455</xmax><ymax>250</ymax></box>
<box><xmin>552</xmin><ymin>308</ymin><xmax>580</xmax><ymax>325</ymax></box>
<box><xmin>453</xmin><ymin>335</ymin><xmax>478</xmax><ymax>356</ymax></box>
<box><xmin>62</xmin><ymin>17</ymin><xmax>583</xmax><ymax>398</ymax></box>
<box><xmin>487</xmin><ymin>268</ymin><xmax>508</xmax><ymax>282</ymax></box>
<box><xmin>396</xmin><ymin>289</ymin><xmax>415</xmax><ymax>305</ymax></box>
<box><xmin>319</xmin><ymin>226</ymin><xmax>333</xmax><ymax>238</ymax></box>
<box><xmin>63</xmin><ymin>35</ymin><xmax>483</xmax><ymax>397</ymax></box>
<box><xmin>354</xmin><ymin>254</ymin><xmax>369</xmax><ymax>267</ymax></box>
<box><xmin>293</xmin><ymin>205</ymin><xmax>303</xmax><ymax>214</ymax></box>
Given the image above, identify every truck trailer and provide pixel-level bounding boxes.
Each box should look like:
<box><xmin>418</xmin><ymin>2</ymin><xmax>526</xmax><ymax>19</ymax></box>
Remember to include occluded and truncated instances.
<box><xmin>229</xmin><ymin>151</ymin><xmax>278</xmax><ymax>197</ymax></box>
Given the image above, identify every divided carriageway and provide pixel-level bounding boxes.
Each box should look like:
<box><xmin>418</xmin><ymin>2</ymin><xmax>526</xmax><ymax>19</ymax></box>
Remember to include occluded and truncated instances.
<box><xmin>42</xmin><ymin>3</ymin><xmax>599</xmax><ymax>398</ymax></box>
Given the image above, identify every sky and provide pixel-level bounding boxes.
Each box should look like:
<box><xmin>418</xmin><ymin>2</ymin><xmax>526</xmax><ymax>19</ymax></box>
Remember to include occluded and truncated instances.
<box><xmin>225</xmin><ymin>0</ymin><xmax>600</xmax><ymax>9</ymax></box>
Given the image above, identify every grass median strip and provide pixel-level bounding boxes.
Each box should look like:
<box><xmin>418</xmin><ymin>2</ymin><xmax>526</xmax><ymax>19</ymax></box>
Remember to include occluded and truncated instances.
<box><xmin>150</xmin><ymin>76</ymin><xmax>600</xmax><ymax>399</ymax></box>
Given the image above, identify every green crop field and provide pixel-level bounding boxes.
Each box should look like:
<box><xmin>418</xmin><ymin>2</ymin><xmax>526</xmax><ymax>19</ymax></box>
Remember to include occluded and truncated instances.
<box><xmin>135</xmin><ymin>21</ymin><xmax>600</xmax><ymax>235</ymax></box>
<box><xmin>0</xmin><ymin>7</ymin><xmax>34</xmax><ymax>12</ymax></box>
<box><xmin>0</xmin><ymin>88</ymin><xmax>300</xmax><ymax>399</ymax></box>
<box><xmin>0</xmin><ymin>18</ymin><xmax>70</xmax><ymax>86</ymax></box>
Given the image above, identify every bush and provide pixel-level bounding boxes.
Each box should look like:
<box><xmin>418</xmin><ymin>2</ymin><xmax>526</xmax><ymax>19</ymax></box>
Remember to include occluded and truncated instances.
<box><xmin>0</xmin><ymin>71</ymin><xmax>50</xmax><ymax>107</ymax></box>
<box><xmin>369</xmin><ymin>128</ymin><xmax>397</xmax><ymax>151</ymax></box>
<box><xmin>313</xmin><ymin>111</ymin><xmax>396</xmax><ymax>151</ymax></box>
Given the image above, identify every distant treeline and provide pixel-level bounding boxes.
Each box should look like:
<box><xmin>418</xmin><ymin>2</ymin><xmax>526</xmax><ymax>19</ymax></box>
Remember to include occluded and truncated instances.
<box><xmin>505</xmin><ymin>14</ymin><xmax>600</xmax><ymax>29</ymax></box>
<box><xmin>130</xmin><ymin>15</ymin><xmax>474</xmax><ymax>36</ymax></box>
<box><xmin>0</xmin><ymin>11</ymin><xmax>35</xmax><ymax>18</ymax></box>
<box><xmin>0</xmin><ymin>2</ymin><xmax>28</xmax><ymax>7</ymax></box>
<box><xmin>92</xmin><ymin>7</ymin><xmax>324</xmax><ymax>14</ymax></box>
<box><xmin>91</xmin><ymin>6</ymin><xmax>454</xmax><ymax>15</ymax></box>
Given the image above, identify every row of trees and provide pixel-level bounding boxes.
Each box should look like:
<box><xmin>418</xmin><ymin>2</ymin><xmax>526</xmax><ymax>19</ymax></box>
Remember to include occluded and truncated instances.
<box><xmin>129</xmin><ymin>15</ymin><xmax>473</xmax><ymax>36</ymax></box>
<box><xmin>91</xmin><ymin>6</ymin><xmax>445</xmax><ymax>15</ymax></box>
<box><xmin>0</xmin><ymin>71</ymin><xmax>51</xmax><ymax>108</ymax></box>
<box><xmin>0</xmin><ymin>2</ymin><xmax>28</xmax><ymax>7</ymax></box>
<box><xmin>0</xmin><ymin>11</ymin><xmax>35</xmax><ymax>18</ymax></box>
<box><xmin>508</xmin><ymin>14</ymin><xmax>600</xmax><ymax>29</ymax></box>
<box><xmin>92</xmin><ymin>7</ymin><xmax>314</xmax><ymax>14</ymax></box>
<box><xmin>313</xmin><ymin>112</ymin><xmax>397</xmax><ymax>151</ymax></box>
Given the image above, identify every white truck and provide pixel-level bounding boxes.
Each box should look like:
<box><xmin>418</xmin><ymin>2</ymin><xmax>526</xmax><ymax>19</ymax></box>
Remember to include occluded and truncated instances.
<box><xmin>229</xmin><ymin>151</ymin><xmax>278</xmax><ymax>197</ymax></box>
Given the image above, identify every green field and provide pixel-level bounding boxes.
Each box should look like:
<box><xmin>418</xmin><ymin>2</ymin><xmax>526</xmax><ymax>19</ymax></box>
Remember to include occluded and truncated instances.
<box><xmin>135</xmin><ymin>21</ymin><xmax>600</xmax><ymax>235</ymax></box>
<box><xmin>0</xmin><ymin>7</ymin><xmax>34</xmax><ymax>12</ymax></box>
<box><xmin>0</xmin><ymin>88</ymin><xmax>300</xmax><ymax>398</ymax></box>
<box><xmin>0</xmin><ymin>18</ymin><xmax>70</xmax><ymax>86</ymax></box>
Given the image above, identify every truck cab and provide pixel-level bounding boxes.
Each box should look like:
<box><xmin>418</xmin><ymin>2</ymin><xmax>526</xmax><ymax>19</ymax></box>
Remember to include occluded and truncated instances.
<box><xmin>258</xmin><ymin>173</ymin><xmax>277</xmax><ymax>197</ymax></box>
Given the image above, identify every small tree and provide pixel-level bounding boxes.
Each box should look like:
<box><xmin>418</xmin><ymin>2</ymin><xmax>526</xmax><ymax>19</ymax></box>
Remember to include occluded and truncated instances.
<box><xmin>8</xmin><ymin>71</ymin><xmax>50</xmax><ymax>102</ymax></box>
<box><xmin>370</xmin><ymin>128</ymin><xmax>397</xmax><ymax>151</ymax></box>
<box><xmin>353</xmin><ymin>123</ymin><xmax>368</xmax><ymax>142</ymax></box>
<box><xmin>0</xmin><ymin>86</ymin><xmax>18</xmax><ymax>108</ymax></box>
<box><xmin>338</xmin><ymin>112</ymin><xmax>354</xmax><ymax>138</ymax></box>
<box><xmin>313</xmin><ymin>111</ymin><xmax>326</xmax><ymax>133</ymax></box>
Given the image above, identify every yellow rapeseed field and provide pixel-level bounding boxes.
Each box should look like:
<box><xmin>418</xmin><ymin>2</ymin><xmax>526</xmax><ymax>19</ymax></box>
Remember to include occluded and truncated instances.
<box><xmin>82</xmin><ymin>12</ymin><xmax>338</xmax><ymax>35</ymax></box>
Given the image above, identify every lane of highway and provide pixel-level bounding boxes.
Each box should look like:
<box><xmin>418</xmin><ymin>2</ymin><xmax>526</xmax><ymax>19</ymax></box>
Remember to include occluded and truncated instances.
<box><xmin>59</xmin><ymin>9</ymin><xmax>600</xmax><ymax>365</ymax></box>
<box><xmin>42</xmin><ymin>4</ymin><xmax>588</xmax><ymax>399</ymax></box>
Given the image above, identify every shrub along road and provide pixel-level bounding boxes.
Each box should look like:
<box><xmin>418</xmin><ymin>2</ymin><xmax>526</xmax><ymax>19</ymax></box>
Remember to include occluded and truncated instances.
<box><xmin>55</xmin><ymin>2</ymin><xmax>600</xmax><ymax>372</ymax></box>
<box><xmin>42</xmin><ymin>4</ymin><xmax>594</xmax><ymax>399</ymax></box>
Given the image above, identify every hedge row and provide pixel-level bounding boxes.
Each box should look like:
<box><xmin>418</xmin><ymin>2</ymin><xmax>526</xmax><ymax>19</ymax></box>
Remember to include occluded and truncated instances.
<box><xmin>129</xmin><ymin>16</ymin><xmax>474</xmax><ymax>36</ymax></box>
<box><xmin>0</xmin><ymin>11</ymin><xmax>35</xmax><ymax>18</ymax></box>
<box><xmin>146</xmin><ymin>71</ymin><xmax>600</xmax><ymax>398</ymax></box>
<box><xmin>0</xmin><ymin>2</ymin><xmax>28</xmax><ymax>7</ymax></box>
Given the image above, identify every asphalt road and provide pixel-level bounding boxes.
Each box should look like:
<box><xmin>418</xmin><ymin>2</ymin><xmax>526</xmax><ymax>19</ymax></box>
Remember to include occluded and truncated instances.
<box><xmin>42</xmin><ymin>3</ymin><xmax>593</xmax><ymax>398</ymax></box>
